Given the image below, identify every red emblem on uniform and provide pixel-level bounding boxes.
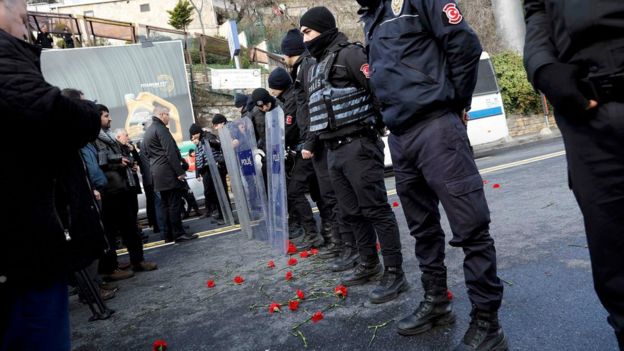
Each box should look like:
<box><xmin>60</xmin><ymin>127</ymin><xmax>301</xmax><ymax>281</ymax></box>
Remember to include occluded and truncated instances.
<box><xmin>286</xmin><ymin>115</ymin><xmax>293</xmax><ymax>125</ymax></box>
<box><xmin>443</xmin><ymin>3</ymin><xmax>463</xmax><ymax>25</ymax></box>
<box><xmin>360</xmin><ymin>64</ymin><xmax>371</xmax><ymax>79</ymax></box>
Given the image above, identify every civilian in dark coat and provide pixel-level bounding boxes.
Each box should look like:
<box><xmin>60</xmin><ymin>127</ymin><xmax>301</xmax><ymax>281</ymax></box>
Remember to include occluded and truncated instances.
<box><xmin>142</xmin><ymin>105</ymin><xmax>197</xmax><ymax>243</ymax></box>
<box><xmin>0</xmin><ymin>2</ymin><xmax>104</xmax><ymax>348</ymax></box>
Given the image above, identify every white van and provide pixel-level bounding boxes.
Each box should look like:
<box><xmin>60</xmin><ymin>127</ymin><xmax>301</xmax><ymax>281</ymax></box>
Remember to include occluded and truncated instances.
<box><xmin>382</xmin><ymin>51</ymin><xmax>509</xmax><ymax>168</ymax></box>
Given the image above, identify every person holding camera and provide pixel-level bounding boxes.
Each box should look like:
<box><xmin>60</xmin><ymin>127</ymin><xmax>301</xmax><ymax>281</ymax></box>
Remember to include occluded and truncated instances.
<box><xmin>93</xmin><ymin>105</ymin><xmax>157</xmax><ymax>279</ymax></box>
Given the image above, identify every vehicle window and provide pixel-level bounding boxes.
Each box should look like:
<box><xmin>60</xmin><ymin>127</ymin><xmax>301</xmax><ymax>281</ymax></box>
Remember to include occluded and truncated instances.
<box><xmin>474</xmin><ymin>59</ymin><xmax>499</xmax><ymax>96</ymax></box>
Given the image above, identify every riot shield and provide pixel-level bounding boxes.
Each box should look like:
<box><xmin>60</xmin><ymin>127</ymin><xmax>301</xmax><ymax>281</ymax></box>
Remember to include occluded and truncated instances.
<box><xmin>265</xmin><ymin>107</ymin><xmax>288</xmax><ymax>254</ymax></box>
<box><xmin>219</xmin><ymin>117</ymin><xmax>268</xmax><ymax>241</ymax></box>
<box><xmin>200</xmin><ymin>136</ymin><xmax>235</xmax><ymax>227</ymax></box>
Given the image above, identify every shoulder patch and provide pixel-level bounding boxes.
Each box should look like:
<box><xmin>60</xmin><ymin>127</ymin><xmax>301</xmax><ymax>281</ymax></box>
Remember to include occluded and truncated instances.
<box><xmin>360</xmin><ymin>64</ymin><xmax>371</xmax><ymax>79</ymax></box>
<box><xmin>391</xmin><ymin>0</ymin><xmax>404</xmax><ymax>16</ymax></box>
<box><xmin>443</xmin><ymin>3</ymin><xmax>463</xmax><ymax>25</ymax></box>
<box><xmin>286</xmin><ymin>115</ymin><xmax>293</xmax><ymax>125</ymax></box>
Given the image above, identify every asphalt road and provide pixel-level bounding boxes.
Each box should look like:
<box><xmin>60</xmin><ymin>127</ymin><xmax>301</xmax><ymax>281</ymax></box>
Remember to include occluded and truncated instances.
<box><xmin>70</xmin><ymin>137</ymin><xmax>619</xmax><ymax>351</ymax></box>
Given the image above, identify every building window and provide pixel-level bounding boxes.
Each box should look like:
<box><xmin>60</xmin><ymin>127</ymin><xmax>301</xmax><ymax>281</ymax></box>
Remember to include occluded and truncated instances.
<box><xmin>140</xmin><ymin>4</ymin><xmax>150</xmax><ymax>12</ymax></box>
<box><xmin>83</xmin><ymin>10</ymin><xmax>94</xmax><ymax>17</ymax></box>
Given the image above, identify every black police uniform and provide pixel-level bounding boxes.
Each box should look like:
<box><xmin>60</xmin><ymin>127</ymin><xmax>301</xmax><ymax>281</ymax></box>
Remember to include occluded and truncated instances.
<box><xmin>525</xmin><ymin>0</ymin><xmax>624</xmax><ymax>345</ymax></box>
<box><xmin>362</xmin><ymin>0</ymin><xmax>503</xmax><ymax>312</ymax></box>
<box><xmin>306</xmin><ymin>31</ymin><xmax>403</xmax><ymax>271</ymax></box>
<box><xmin>277</xmin><ymin>84</ymin><xmax>324</xmax><ymax>247</ymax></box>
<box><xmin>292</xmin><ymin>53</ymin><xmax>345</xmax><ymax>253</ymax></box>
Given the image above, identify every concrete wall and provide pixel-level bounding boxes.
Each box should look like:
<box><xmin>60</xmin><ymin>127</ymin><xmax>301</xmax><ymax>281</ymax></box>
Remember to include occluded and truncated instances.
<box><xmin>507</xmin><ymin>114</ymin><xmax>557</xmax><ymax>137</ymax></box>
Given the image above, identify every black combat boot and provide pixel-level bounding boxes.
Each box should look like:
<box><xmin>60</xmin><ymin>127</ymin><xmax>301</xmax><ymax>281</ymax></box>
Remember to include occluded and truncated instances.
<box><xmin>318</xmin><ymin>225</ymin><xmax>342</xmax><ymax>259</ymax></box>
<box><xmin>341</xmin><ymin>258</ymin><xmax>383</xmax><ymax>286</ymax></box>
<box><xmin>454</xmin><ymin>308</ymin><xmax>508</xmax><ymax>351</ymax></box>
<box><xmin>330</xmin><ymin>245</ymin><xmax>359</xmax><ymax>272</ymax></box>
<box><xmin>302</xmin><ymin>226</ymin><xmax>325</xmax><ymax>249</ymax></box>
<box><xmin>397</xmin><ymin>275</ymin><xmax>455</xmax><ymax>336</ymax></box>
<box><xmin>320</xmin><ymin>220</ymin><xmax>333</xmax><ymax>242</ymax></box>
<box><xmin>369</xmin><ymin>266</ymin><xmax>409</xmax><ymax>304</ymax></box>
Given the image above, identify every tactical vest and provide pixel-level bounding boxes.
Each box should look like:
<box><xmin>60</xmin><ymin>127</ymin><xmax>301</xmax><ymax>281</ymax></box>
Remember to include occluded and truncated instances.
<box><xmin>308</xmin><ymin>45</ymin><xmax>376</xmax><ymax>133</ymax></box>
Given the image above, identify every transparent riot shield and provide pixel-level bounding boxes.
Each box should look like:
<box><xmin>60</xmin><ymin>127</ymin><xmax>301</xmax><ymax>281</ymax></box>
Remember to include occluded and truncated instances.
<box><xmin>200</xmin><ymin>136</ymin><xmax>235</xmax><ymax>227</ymax></box>
<box><xmin>219</xmin><ymin>117</ymin><xmax>268</xmax><ymax>241</ymax></box>
<box><xmin>265</xmin><ymin>107</ymin><xmax>288</xmax><ymax>255</ymax></box>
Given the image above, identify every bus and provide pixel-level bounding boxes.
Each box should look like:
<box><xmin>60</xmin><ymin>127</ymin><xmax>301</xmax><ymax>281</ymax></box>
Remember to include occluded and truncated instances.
<box><xmin>382</xmin><ymin>51</ymin><xmax>509</xmax><ymax>168</ymax></box>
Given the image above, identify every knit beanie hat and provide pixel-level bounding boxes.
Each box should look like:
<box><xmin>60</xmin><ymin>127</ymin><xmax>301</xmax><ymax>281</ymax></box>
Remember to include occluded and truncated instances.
<box><xmin>212</xmin><ymin>114</ymin><xmax>227</xmax><ymax>125</ymax></box>
<box><xmin>300</xmin><ymin>6</ymin><xmax>336</xmax><ymax>34</ymax></box>
<box><xmin>234</xmin><ymin>93</ymin><xmax>248</xmax><ymax>108</ymax></box>
<box><xmin>189</xmin><ymin>123</ymin><xmax>203</xmax><ymax>138</ymax></box>
<box><xmin>268</xmin><ymin>67</ymin><xmax>293</xmax><ymax>90</ymax></box>
<box><xmin>281</xmin><ymin>28</ymin><xmax>306</xmax><ymax>56</ymax></box>
<box><xmin>251</xmin><ymin>88</ymin><xmax>274</xmax><ymax>107</ymax></box>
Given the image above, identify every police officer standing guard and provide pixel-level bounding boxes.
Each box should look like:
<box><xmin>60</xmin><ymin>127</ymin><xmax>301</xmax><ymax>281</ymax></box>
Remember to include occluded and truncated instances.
<box><xmin>524</xmin><ymin>1</ymin><xmax>624</xmax><ymax>349</ymax></box>
<box><xmin>359</xmin><ymin>1</ymin><xmax>507</xmax><ymax>349</ymax></box>
<box><xmin>299</xmin><ymin>7</ymin><xmax>407</xmax><ymax>303</ymax></box>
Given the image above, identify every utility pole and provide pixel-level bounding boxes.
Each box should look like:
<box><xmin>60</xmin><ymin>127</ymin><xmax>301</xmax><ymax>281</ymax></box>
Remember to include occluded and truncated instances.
<box><xmin>491</xmin><ymin>0</ymin><xmax>526</xmax><ymax>54</ymax></box>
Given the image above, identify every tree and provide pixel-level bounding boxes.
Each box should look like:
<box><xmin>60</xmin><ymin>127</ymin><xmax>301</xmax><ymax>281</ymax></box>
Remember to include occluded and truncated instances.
<box><xmin>168</xmin><ymin>0</ymin><xmax>194</xmax><ymax>31</ymax></box>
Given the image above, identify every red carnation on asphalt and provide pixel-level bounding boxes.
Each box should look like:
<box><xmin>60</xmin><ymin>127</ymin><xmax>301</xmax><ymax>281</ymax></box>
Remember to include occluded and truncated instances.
<box><xmin>233</xmin><ymin>276</ymin><xmax>244</xmax><ymax>284</ymax></box>
<box><xmin>483</xmin><ymin>180</ymin><xmax>489</xmax><ymax>185</ymax></box>
<box><xmin>334</xmin><ymin>285</ymin><xmax>348</xmax><ymax>298</ymax></box>
<box><xmin>392</xmin><ymin>201</ymin><xmax>400</xmax><ymax>207</ymax></box>
<box><xmin>285</xmin><ymin>271</ymin><xmax>293</xmax><ymax>281</ymax></box>
<box><xmin>152</xmin><ymin>340</ymin><xmax>167</xmax><ymax>351</ymax></box>
<box><xmin>288</xmin><ymin>257</ymin><xmax>298</xmax><ymax>266</ymax></box>
<box><xmin>493</xmin><ymin>183</ymin><xmax>501</xmax><ymax>189</ymax></box>
<box><xmin>269</xmin><ymin>302</ymin><xmax>281</xmax><ymax>314</ymax></box>
<box><xmin>447</xmin><ymin>290</ymin><xmax>454</xmax><ymax>301</ymax></box>
<box><xmin>267</xmin><ymin>260</ymin><xmax>276</xmax><ymax>269</ymax></box>
<box><xmin>300</xmin><ymin>251</ymin><xmax>309</xmax><ymax>258</ymax></box>
<box><xmin>287</xmin><ymin>242</ymin><xmax>298</xmax><ymax>255</ymax></box>
<box><xmin>289</xmin><ymin>300</ymin><xmax>300</xmax><ymax>311</ymax></box>
<box><xmin>296</xmin><ymin>289</ymin><xmax>305</xmax><ymax>300</ymax></box>
<box><xmin>376</xmin><ymin>242</ymin><xmax>381</xmax><ymax>252</ymax></box>
<box><xmin>311</xmin><ymin>311</ymin><xmax>324</xmax><ymax>323</ymax></box>
<box><xmin>206</xmin><ymin>280</ymin><xmax>215</xmax><ymax>288</ymax></box>
<box><xmin>310</xmin><ymin>248</ymin><xmax>319</xmax><ymax>255</ymax></box>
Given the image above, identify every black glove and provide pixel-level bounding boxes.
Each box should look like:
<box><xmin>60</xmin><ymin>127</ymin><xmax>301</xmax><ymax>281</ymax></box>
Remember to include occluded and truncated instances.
<box><xmin>534</xmin><ymin>63</ymin><xmax>591</xmax><ymax>116</ymax></box>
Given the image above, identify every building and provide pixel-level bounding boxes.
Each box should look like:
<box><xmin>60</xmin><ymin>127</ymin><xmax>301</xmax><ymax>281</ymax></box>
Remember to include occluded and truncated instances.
<box><xmin>28</xmin><ymin>0</ymin><xmax>220</xmax><ymax>36</ymax></box>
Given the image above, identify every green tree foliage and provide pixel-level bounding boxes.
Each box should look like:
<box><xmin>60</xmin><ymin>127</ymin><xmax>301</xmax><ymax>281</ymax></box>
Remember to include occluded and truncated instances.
<box><xmin>491</xmin><ymin>51</ymin><xmax>543</xmax><ymax>115</ymax></box>
<box><xmin>168</xmin><ymin>0</ymin><xmax>194</xmax><ymax>31</ymax></box>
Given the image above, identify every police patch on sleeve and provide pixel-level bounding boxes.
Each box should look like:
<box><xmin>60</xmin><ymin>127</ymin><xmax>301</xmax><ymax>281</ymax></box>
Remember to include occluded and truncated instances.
<box><xmin>286</xmin><ymin>115</ymin><xmax>293</xmax><ymax>125</ymax></box>
<box><xmin>360</xmin><ymin>64</ymin><xmax>371</xmax><ymax>79</ymax></box>
<box><xmin>391</xmin><ymin>0</ymin><xmax>404</xmax><ymax>16</ymax></box>
<box><xmin>442</xmin><ymin>3</ymin><xmax>463</xmax><ymax>25</ymax></box>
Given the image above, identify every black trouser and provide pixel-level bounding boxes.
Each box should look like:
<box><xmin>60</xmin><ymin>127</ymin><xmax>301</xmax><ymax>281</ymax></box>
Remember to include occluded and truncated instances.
<box><xmin>144</xmin><ymin>184</ymin><xmax>159</xmax><ymax>232</ymax></box>
<box><xmin>201</xmin><ymin>166</ymin><xmax>230</xmax><ymax>217</ymax></box>
<box><xmin>389</xmin><ymin>112</ymin><xmax>503</xmax><ymax>311</ymax></box>
<box><xmin>160</xmin><ymin>188</ymin><xmax>185</xmax><ymax>241</ymax></box>
<box><xmin>182</xmin><ymin>183</ymin><xmax>200</xmax><ymax>213</ymax></box>
<box><xmin>99</xmin><ymin>191</ymin><xmax>144</xmax><ymax>273</ymax></box>
<box><xmin>287</xmin><ymin>157</ymin><xmax>319</xmax><ymax>235</ymax></box>
<box><xmin>313</xmin><ymin>145</ymin><xmax>355</xmax><ymax>247</ymax></box>
<box><xmin>327</xmin><ymin>136</ymin><xmax>402</xmax><ymax>267</ymax></box>
<box><xmin>556</xmin><ymin>102</ymin><xmax>624</xmax><ymax>336</ymax></box>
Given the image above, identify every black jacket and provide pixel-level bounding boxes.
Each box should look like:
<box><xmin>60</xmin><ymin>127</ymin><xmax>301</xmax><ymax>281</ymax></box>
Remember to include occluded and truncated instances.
<box><xmin>277</xmin><ymin>85</ymin><xmax>301</xmax><ymax>151</ymax></box>
<box><xmin>524</xmin><ymin>0</ymin><xmax>624</xmax><ymax>84</ymax></box>
<box><xmin>361</xmin><ymin>0</ymin><xmax>482</xmax><ymax>134</ymax></box>
<box><xmin>142</xmin><ymin>116</ymin><xmax>186</xmax><ymax>192</ymax></box>
<box><xmin>304</xmin><ymin>32</ymin><xmax>376</xmax><ymax>150</ymax></box>
<box><xmin>94</xmin><ymin>130</ymin><xmax>130</xmax><ymax>195</ymax></box>
<box><xmin>250</xmin><ymin>107</ymin><xmax>267</xmax><ymax>151</ymax></box>
<box><xmin>291</xmin><ymin>53</ymin><xmax>316</xmax><ymax>147</ymax></box>
<box><xmin>0</xmin><ymin>29</ymin><xmax>105</xmax><ymax>292</ymax></box>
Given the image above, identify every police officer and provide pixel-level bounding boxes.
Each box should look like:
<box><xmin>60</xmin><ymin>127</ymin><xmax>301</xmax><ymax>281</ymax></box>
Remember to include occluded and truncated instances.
<box><xmin>268</xmin><ymin>67</ymin><xmax>325</xmax><ymax>249</ymax></box>
<box><xmin>281</xmin><ymin>28</ymin><xmax>350</xmax><ymax>263</ymax></box>
<box><xmin>300</xmin><ymin>6</ymin><xmax>407</xmax><ymax>303</ymax></box>
<box><xmin>524</xmin><ymin>2</ymin><xmax>624</xmax><ymax>349</ymax></box>
<box><xmin>359</xmin><ymin>1</ymin><xmax>506</xmax><ymax>349</ymax></box>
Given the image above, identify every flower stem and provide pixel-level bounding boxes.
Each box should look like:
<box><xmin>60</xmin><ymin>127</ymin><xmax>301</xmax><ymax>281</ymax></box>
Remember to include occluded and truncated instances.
<box><xmin>367</xmin><ymin>319</ymin><xmax>394</xmax><ymax>348</ymax></box>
